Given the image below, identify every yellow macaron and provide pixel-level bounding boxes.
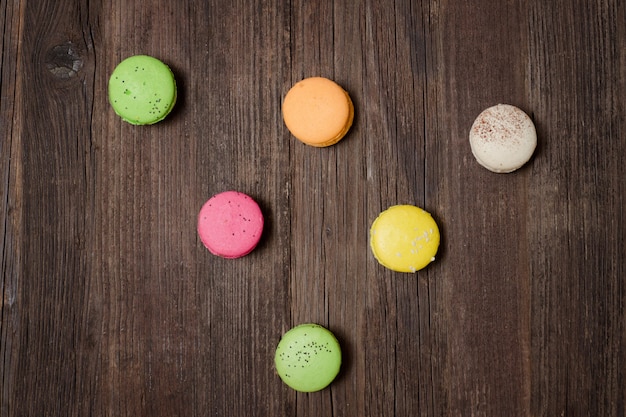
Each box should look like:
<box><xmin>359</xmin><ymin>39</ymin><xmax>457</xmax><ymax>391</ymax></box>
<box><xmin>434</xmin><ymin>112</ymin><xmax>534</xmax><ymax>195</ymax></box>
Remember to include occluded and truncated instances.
<box><xmin>370</xmin><ymin>205</ymin><xmax>440</xmax><ymax>273</ymax></box>
<box><xmin>282</xmin><ymin>77</ymin><xmax>354</xmax><ymax>147</ymax></box>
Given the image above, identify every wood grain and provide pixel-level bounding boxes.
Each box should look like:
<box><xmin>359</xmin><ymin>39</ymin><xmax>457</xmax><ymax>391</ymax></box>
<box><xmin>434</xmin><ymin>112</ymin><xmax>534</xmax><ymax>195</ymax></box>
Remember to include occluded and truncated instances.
<box><xmin>527</xmin><ymin>2</ymin><xmax>626</xmax><ymax>415</ymax></box>
<box><xmin>1</xmin><ymin>0</ymin><xmax>625</xmax><ymax>416</ymax></box>
<box><xmin>432</xmin><ymin>0</ymin><xmax>534</xmax><ymax>415</ymax></box>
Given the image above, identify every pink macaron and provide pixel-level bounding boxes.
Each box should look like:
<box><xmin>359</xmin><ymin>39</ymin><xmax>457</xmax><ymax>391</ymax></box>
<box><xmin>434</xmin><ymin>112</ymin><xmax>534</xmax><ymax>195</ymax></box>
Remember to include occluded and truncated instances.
<box><xmin>197</xmin><ymin>191</ymin><xmax>264</xmax><ymax>258</ymax></box>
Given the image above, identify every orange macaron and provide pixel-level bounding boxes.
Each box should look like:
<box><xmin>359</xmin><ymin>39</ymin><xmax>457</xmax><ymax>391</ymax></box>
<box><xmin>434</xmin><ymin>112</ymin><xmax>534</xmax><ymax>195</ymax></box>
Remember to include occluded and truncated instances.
<box><xmin>282</xmin><ymin>77</ymin><xmax>354</xmax><ymax>147</ymax></box>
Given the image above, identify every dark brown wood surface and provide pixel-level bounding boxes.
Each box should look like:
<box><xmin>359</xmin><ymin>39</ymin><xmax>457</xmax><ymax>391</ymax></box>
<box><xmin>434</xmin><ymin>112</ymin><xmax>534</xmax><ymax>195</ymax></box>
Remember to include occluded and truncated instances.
<box><xmin>1</xmin><ymin>0</ymin><xmax>625</xmax><ymax>415</ymax></box>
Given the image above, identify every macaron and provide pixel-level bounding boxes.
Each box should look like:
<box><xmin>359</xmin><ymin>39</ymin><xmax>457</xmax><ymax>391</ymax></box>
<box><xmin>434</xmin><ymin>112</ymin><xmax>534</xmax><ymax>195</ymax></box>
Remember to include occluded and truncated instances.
<box><xmin>282</xmin><ymin>77</ymin><xmax>354</xmax><ymax>147</ymax></box>
<box><xmin>197</xmin><ymin>191</ymin><xmax>264</xmax><ymax>259</ymax></box>
<box><xmin>370</xmin><ymin>205</ymin><xmax>440</xmax><ymax>273</ymax></box>
<box><xmin>469</xmin><ymin>104</ymin><xmax>537</xmax><ymax>173</ymax></box>
<box><xmin>274</xmin><ymin>323</ymin><xmax>342</xmax><ymax>392</ymax></box>
<box><xmin>108</xmin><ymin>55</ymin><xmax>177</xmax><ymax>125</ymax></box>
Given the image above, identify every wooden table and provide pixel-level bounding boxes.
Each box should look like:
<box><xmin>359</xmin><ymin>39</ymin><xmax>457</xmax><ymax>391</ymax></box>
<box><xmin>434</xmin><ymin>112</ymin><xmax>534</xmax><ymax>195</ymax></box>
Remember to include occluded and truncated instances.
<box><xmin>1</xmin><ymin>0</ymin><xmax>624</xmax><ymax>415</ymax></box>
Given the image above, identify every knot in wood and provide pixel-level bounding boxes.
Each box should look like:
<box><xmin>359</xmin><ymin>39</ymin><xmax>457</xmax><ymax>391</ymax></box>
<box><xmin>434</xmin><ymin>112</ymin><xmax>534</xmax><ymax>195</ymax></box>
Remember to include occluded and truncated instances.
<box><xmin>45</xmin><ymin>41</ymin><xmax>83</xmax><ymax>79</ymax></box>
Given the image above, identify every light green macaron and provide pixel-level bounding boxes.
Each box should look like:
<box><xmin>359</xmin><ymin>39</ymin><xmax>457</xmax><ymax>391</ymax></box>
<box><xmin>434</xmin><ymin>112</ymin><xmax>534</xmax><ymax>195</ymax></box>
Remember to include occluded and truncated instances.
<box><xmin>108</xmin><ymin>55</ymin><xmax>177</xmax><ymax>125</ymax></box>
<box><xmin>274</xmin><ymin>323</ymin><xmax>342</xmax><ymax>392</ymax></box>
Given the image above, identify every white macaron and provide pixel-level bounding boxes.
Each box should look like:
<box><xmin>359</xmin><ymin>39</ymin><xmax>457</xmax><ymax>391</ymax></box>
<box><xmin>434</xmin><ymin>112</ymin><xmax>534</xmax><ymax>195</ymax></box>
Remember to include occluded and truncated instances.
<box><xmin>469</xmin><ymin>104</ymin><xmax>537</xmax><ymax>173</ymax></box>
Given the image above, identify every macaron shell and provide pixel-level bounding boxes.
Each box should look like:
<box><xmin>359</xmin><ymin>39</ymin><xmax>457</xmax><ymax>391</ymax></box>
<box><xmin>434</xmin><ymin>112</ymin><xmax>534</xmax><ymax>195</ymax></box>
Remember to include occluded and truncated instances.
<box><xmin>197</xmin><ymin>191</ymin><xmax>264</xmax><ymax>259</ymax></box>
<box><xmin>370</xmin><ymin>205</ymin><xmax>440</xmax><ymax>273</ymax></box>
<box><xmin>469</xmin><ymin>104</ymin><xmax>537</xmax><ymax>173</ymax></box>
<box><xmin>282</xmin><ymin>77</ymin><xmax>354</xmax><ymax>147</ymax></box>
<box><xmin>274</xmin><ymin>323</ymin><xmax>342</xmax><ymax>392</ymax></box>
<box><xmin>108</xmin><ymin>55</ymin><xmax>177</xmax><ymax>125</ymax></box>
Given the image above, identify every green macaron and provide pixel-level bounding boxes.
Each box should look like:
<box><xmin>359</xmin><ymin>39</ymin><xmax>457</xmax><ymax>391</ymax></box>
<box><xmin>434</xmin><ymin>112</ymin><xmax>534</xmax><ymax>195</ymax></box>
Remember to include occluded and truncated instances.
<box><xmin>274</xmin><ymin>323</ymin><xmax>342</xmax><ymax>392</ymax></box>
<box><xmin>108</xmin><ymin>55</ymin><xmax>177</xmax><ymax>125</ymax></box>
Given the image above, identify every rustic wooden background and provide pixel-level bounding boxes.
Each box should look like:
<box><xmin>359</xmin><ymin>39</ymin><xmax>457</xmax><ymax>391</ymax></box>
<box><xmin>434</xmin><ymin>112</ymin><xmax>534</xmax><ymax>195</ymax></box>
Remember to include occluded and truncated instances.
<box><xmin>1</xmin><ymin>0</ymin><xmax>625</xmax><ymax>415</ymax></box>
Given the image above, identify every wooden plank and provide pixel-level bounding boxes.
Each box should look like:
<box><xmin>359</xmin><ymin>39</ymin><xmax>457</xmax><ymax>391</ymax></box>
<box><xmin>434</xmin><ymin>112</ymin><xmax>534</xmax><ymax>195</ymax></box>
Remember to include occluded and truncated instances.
<box><xmin>287</xmin><ymin>0</ymin><xmax>368</xmax><ymax>415</ymax></box>
<box><xmin>527</xmin><ymin>1</ymin><xmax>626</xmax><ymax>415</ymax></box>
<box><xmin>430</xmin><ymin>0</ymin><xmax>533</xmax><ymax>415</ymax></box>
<box><xmin>360</xmin><ymin>1</ymin><xmax>433</xmax><ymax>415</ymax></box>
<box><xmin>6</xmin><ymin>0</ymin><xmax>99</xmax><ymax>415</ymax></box>
<box><xmin>288</xmin><ymin>1</ymin><xmax>360</xmax><ymax>415</ymax></box>
<box><xmin>0</xmin><ymin>0</ymin><xmax>24</xmax><ymax>415</ymax></box>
